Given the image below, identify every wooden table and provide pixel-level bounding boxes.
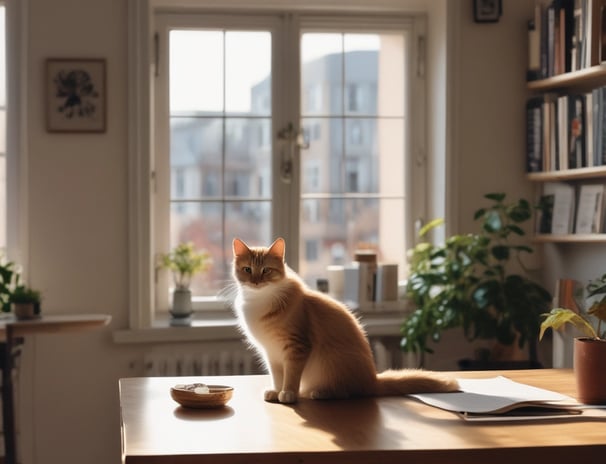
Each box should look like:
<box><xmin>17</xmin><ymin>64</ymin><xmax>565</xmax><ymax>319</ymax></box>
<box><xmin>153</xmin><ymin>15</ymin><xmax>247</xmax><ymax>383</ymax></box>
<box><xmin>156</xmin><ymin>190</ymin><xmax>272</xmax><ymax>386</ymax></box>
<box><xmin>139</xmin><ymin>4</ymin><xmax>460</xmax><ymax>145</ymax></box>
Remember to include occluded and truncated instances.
<box><xmin>119</xmin><ymin>369</ymin><xmax>606</xmax><ymax>464</ymax></box>
<box><xmin>1</xmin><ymin>314</ymin><xmax>111</xmax><ymax>464</ymax></box>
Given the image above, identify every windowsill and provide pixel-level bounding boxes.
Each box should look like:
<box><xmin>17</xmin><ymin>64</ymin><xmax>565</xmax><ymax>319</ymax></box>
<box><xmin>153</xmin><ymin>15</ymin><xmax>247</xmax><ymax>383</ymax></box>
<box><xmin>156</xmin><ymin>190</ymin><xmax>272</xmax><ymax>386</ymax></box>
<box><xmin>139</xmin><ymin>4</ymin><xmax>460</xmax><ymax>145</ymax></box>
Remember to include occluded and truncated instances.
<box><xmin>113</xmin><ymin>302</ymin><xmax>411</xmax><ymax>344</ymax></box>
<box><xmin>113</xmin><ymin>313</ymin><xmax>241</xmax><ymax>344</ymax></box>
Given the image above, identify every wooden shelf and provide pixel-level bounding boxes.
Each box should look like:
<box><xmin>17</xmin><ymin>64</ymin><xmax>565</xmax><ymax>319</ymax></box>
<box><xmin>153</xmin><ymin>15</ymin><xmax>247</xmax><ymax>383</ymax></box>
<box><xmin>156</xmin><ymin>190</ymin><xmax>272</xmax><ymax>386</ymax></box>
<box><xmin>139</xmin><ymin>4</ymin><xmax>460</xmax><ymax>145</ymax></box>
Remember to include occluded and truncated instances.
<box><xmin>527</xmin><ymin>166</ymin><xmax>606</xmax><ymax>182</ymax></box>
<box><xmin>527</xmin><ymin>65</ymin><xmax>606</xmax><ymax>92</ymax></box>
<box><xmin>533</xmin><ymin>234</ymin><xmax>606</xmax><ymax>243</ymax></box>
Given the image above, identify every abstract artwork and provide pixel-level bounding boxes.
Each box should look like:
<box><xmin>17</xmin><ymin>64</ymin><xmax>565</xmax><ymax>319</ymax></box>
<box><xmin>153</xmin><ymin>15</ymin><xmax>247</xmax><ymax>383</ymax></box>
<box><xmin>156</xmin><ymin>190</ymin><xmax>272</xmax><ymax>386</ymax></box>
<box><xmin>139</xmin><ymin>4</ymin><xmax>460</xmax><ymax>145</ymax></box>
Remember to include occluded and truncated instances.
<box><xmin>46</xmin><ymin>58</ymin><xmax>106</xmax><ymax>133</ymax></box>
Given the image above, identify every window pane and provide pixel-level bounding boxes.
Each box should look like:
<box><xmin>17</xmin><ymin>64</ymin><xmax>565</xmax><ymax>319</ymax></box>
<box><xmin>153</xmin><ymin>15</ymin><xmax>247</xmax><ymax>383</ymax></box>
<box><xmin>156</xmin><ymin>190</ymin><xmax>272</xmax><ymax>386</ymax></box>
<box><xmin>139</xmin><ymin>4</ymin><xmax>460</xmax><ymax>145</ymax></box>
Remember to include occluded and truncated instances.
<box><xmin>344</xmin><ymin>118</ymin><xmax>378</xmax><ymax>193</ymax></box>
<box><xmin>377</xmin><ymin>118</ymin><xmax>405</xmax><ymax>196</ymax></box>
<box><xmin>301</xmin><ymin>118</ymin><xmax>343</xmax><ymax>194</ymax></box>
<box><xmin>299</xmin><ymin>30</ymin><xmax>407</xmax><ymax>289</ymax></box>
<box><xmin>344</xmin><ymin>34</ymin><xmax>379</xmax><ymax>116</ymax></box>
<box><xmin>225</xmin><ymin>31</ymin><xmax>271</xmax><ymax>115</ymax></box>
<box><xmin>225</xmin><ymin>118</ymin><xmax>272</xmax><ymax>199</ymax></box>
<box><xmin>299</xmin><ymin>197</ymin><xmax>406</xmax><ymax>285</ymax></box>
<box><xmin>170</xmin><ymin>30</ymin><xmax>223</xmax><ymax>113</ymax></box>
<box><xmin>170</xmin><ymin>200</ymin><xmax>272</xmax><ymax>296</ymax></box>
<box><xmin>299</xmin><ymin>197</ymin><xmax>380</xmax><ymax>283</ymax></box>
<box><xmin>375</xmin><ymin>33</ymin><xmax>405</xmax><ymax>117</ymax></box>
<box><xmin>301</xmin><ymin>33</ymin><xmax>342</xmax><ymax>115</ymax></box>
<box><xmin>167</xmin><ymin>27</ymin><xmax>273</xmax><ymax>299</ymax></box>
<box><xmin>170</xmin><ymin>117</ymin><xmax>223</xmax><ymax>199</ymax></box>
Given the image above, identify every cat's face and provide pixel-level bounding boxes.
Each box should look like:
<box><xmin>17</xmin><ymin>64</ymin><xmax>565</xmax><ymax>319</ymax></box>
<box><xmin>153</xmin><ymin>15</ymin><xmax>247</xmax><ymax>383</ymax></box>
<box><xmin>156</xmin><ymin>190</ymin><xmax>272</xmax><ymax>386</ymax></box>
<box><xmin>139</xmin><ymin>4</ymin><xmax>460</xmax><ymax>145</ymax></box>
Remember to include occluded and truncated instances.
<box><xmin>232</xmin><ymin>238</ymin><xmax>286</xmax><ymax>289</ymax></box>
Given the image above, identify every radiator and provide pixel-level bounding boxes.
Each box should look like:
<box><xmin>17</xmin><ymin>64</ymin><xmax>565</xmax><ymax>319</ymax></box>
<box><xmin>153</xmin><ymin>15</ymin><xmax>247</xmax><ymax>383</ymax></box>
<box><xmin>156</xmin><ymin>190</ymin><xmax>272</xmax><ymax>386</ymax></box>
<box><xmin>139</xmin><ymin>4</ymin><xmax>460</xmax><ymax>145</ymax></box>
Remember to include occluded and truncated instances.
<box><xmin>142</xmin><ymin>340</ymin><xmax>413</xmax><ymax>377</ymax></box>
<box><xmin>143</xmin><ymin>348</ymin><xmax>258</xmax><ymax>377</ymax></box>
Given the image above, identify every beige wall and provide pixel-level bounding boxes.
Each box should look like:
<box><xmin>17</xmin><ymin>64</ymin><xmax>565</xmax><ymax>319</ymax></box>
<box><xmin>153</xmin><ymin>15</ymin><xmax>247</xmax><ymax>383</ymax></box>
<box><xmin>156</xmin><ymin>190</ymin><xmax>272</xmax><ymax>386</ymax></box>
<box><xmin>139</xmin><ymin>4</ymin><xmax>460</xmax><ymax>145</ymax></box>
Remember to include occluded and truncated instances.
<box><xmin>13</xmin><ymin>1</ymin><xmax>585</xmax><ymax>463</ymax></box>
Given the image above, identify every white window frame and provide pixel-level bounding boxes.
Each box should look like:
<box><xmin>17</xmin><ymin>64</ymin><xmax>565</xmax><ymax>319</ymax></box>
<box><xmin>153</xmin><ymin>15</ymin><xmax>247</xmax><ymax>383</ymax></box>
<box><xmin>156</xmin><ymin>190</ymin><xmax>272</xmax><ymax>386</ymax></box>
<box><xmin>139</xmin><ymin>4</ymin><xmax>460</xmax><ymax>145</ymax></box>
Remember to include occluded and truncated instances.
<box><xmin>127</xmin><ymin>0</ymin><xmax>427</xmax><ymax>330</ymax></box>
<box><xmin>4</xmin><ymin>0</ymin><xmax>28</xmax><ymax>271</ymax></box>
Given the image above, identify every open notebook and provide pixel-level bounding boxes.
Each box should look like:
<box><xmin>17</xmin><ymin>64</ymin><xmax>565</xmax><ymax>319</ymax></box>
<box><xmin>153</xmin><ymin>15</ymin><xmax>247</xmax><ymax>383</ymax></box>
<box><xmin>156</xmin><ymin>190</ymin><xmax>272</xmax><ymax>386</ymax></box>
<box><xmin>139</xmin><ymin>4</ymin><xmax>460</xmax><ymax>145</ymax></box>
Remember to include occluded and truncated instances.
<box><xmin>410</xmin><ymin>376</ymin><xmax>593</xmax><ymax>421</ymax></box>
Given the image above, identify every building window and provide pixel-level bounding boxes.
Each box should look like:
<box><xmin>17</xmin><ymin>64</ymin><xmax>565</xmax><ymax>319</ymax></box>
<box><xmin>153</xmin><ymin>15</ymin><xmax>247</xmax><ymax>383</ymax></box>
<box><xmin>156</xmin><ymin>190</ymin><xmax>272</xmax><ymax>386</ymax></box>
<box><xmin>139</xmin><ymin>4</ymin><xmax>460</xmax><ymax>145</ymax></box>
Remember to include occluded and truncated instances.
<box><xmin>132</xmin><ymin>4</ymin><xmax>427</xmax><ymax>323</ymax></box>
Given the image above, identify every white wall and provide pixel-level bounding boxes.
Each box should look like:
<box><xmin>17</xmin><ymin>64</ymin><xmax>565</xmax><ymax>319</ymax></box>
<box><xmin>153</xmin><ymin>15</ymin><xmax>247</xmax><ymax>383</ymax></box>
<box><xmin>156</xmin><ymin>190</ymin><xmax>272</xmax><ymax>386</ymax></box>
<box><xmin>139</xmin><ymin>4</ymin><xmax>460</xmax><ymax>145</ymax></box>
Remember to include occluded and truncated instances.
<box><xmin>12</xmin><ymin>1</ymin><xmax>581</xmax><ymax>463</ymax></box>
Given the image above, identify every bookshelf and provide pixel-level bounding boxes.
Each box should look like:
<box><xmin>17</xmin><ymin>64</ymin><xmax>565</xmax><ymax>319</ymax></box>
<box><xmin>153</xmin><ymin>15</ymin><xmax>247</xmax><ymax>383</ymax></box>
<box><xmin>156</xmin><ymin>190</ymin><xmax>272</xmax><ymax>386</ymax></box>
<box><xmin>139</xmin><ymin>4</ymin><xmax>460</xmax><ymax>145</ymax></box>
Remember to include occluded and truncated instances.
<box><xmin>525</xmin><ymin>2</ymin><xmax>606</xmax><ymax>244</ymax></box>
<box><xmin>534</xmin><ymin>233</ymin><xmax>606</xmax><ymax>243</ymax></box>
<box><xmin>527</xmin><ymin>165</ymin><xmax>606</xmax><ymax>181</ymax></box>
<box><xmin>527</xmin><ymin>64</ymin><xmax>606</xmax><ymax>92</ymax></box>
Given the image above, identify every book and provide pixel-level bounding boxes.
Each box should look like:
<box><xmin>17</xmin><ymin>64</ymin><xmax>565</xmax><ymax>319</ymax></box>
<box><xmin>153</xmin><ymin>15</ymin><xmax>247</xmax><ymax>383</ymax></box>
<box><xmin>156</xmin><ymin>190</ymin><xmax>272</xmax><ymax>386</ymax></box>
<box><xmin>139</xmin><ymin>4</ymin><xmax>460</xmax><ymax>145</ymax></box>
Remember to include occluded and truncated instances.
<box><xmin>585</xmin><ymin>90</ymin><xmax>594</xmax><ymax>166</ymax></box>
<box><xmin>545</xmin><ymin>182</ymin><xmax>576</xmax><ymax>234</ymax></box>
<box><xmin>568</xmin><ymin>93</ymin><xmax>586</xmax><ymax>168</ymax></box>
<box><xmin>527</xmin><ymin>6</ymin><xmax>542</xmax><ymax>80</ymax></box>
<box><xmin>542</xmin><ymin>94</ymin><xmax>558</xmax><ymax>171</ymax></box>
<box><xmin>536</xmin><ymin>192</ymin><xmax>555</xmax><ymax>233</ymax></box>
<box><xmin>575</xmin><ymin>183</ymin><xmax>605</xmax><ymax>233</ymax></box>
<box><xmin>592</xmin><ymin>86</ymin><xmax>603</xmax><ymax>165</ymax></box>
<box><xmin>558</xmin><ymin>94</ymin><xmax>569</xmax><ymax>169</ymax></box>
<box><xmin>526</xmin><ymin>97</ymin><xmax>544</xmax><ymax>172</ymax></box>
<box><xmin>410</xmin><ymin>376</ymin><xmax>587</xmax><ymax>422</ymax></box>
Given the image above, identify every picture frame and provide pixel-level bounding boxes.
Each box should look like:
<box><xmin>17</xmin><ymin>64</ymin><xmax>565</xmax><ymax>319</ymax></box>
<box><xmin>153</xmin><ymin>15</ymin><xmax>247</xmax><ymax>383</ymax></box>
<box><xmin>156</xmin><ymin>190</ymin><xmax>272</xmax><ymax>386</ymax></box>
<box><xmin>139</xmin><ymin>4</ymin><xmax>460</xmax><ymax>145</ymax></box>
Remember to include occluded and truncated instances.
<box><xmin>46</xmin><ymin>58</ymin><xmax>107</xmax><ymax>133</ymax></box>
<box><xmin>473</xmin><ymin>0</ymin><xmax>502</xmax><ymax>23</ymax></box>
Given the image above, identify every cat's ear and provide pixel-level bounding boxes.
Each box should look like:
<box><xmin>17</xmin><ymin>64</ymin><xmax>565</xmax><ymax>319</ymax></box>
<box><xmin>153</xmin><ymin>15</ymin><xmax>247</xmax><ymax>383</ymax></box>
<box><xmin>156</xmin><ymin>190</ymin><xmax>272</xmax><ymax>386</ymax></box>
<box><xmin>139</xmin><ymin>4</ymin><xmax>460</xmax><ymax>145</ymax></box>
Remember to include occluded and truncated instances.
<box><xmin>232</xmin><ymin>238</ymin><xmax>250</xmax><ymax>257</ymax></box>
<box><xmin>268</xmin><ymin>237</ymin><xmax>285</xmax><ymax>259</ymax></box>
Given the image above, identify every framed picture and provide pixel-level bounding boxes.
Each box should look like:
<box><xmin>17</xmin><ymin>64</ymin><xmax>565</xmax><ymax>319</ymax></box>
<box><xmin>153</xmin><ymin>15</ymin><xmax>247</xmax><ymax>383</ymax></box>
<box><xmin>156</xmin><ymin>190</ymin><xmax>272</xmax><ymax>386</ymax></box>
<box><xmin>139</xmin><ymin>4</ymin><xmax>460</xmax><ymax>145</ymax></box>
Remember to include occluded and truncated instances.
<box><xmin>473</xmin><ymin>0</ymin><xmax>502</xmax><ymax>23</ymax></box>
<box><xmin>46</xmin><ymin>58</ymin><xmax>106</xmax><ymax>133</ymax></box>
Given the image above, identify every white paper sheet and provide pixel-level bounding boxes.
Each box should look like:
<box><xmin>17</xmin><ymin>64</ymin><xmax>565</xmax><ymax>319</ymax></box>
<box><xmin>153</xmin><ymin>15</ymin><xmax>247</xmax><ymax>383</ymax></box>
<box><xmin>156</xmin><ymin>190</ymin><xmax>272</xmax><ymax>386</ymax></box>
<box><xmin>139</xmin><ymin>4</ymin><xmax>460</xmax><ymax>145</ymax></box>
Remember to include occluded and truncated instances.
<box><xmin>410</xmin><ymin>376</ymin><xmax>584</xmax><ymax>420</ymax></box>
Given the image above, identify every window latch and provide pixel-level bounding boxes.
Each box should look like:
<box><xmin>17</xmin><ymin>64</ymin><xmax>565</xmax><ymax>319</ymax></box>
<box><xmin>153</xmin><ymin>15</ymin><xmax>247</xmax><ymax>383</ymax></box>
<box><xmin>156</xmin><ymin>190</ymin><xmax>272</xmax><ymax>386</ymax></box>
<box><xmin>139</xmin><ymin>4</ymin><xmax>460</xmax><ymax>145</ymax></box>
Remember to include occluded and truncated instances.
<box><xmin>277</xmin><ymin>123</ymin><xmax>309</xmax><ymax>183</ymax></box>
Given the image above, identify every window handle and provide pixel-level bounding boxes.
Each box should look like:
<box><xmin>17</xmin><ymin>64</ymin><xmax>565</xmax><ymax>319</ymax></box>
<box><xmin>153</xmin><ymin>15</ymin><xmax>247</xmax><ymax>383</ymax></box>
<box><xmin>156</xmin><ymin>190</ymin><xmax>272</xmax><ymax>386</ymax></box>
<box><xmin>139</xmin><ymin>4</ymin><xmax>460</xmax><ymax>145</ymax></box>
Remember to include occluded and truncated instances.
<box><xmin>277</xmin><ymin>123</ymin><xmax>308</xmax><ymax>183</ymax></box>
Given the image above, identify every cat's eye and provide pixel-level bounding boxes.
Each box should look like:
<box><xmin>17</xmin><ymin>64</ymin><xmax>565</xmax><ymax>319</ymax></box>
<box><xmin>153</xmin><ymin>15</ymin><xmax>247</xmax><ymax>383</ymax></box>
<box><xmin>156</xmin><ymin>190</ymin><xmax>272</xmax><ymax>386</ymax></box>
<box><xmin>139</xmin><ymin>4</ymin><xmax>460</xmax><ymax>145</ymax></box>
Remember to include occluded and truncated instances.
<box><xmin>243</xmin><ymin>266</ymin><xmax>252</xmax><ymax>274</ymax></box>
<box><xmin>262</xmin><ymin>267</ymin><xmax>271</xmax><ymax>274</ymax></box>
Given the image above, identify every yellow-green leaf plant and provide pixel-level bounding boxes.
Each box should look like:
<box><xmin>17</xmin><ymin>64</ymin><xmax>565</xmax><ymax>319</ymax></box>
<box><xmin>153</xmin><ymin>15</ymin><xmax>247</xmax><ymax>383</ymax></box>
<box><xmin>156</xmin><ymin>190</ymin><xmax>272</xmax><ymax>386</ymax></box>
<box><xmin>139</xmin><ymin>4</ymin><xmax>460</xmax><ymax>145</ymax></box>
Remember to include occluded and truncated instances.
<box><xmin>159</xmin><ymin>242</ymin><xmax>212</xmax><ymax>290</ymax></box>
<box><xmin>540</xmin><ymin>274</ymin><xmax>606</xmax><ymax>341</ymax></box>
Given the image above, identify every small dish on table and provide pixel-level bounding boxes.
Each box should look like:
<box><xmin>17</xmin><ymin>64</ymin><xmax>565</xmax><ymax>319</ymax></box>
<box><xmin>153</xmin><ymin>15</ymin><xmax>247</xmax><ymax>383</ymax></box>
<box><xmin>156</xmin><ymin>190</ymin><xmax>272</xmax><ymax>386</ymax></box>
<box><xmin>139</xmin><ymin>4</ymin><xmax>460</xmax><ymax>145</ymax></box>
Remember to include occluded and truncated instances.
<box><xmin>170</xmin><ymin>383</ymin><xmax>234</xmax><ymax>409</ymax></box>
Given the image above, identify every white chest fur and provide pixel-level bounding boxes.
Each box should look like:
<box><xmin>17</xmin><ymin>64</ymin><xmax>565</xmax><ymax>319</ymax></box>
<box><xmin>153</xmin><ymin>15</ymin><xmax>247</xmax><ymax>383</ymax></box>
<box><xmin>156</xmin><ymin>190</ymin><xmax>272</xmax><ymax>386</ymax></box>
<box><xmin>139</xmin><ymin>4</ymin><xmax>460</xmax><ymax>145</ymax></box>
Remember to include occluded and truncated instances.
<box><xmin>234</xmin><ymin>286</ymin><xmax>277</xmax><ymax>344</ymax></box>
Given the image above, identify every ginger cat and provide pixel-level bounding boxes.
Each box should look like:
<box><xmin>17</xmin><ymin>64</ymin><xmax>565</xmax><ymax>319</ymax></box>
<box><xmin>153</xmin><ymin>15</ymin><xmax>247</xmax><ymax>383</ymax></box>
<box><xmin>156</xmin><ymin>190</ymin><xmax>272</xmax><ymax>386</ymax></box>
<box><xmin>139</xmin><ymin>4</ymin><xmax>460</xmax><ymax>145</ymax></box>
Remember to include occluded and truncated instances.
<box><xmin>232</xmin><ymin>237</ymin><xmax>459</xmax><ymax>404</ymax></box>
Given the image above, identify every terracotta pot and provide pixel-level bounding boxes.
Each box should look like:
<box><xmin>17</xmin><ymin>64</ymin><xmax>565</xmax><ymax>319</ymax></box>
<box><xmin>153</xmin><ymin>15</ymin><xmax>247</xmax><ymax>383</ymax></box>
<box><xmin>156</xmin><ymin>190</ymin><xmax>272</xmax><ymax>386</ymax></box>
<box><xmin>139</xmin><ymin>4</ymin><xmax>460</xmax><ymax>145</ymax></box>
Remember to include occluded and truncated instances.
<box><xmin>574</xmin><ymin>337</ymin><xmax>606</xmax><ymax>404</ymax></box>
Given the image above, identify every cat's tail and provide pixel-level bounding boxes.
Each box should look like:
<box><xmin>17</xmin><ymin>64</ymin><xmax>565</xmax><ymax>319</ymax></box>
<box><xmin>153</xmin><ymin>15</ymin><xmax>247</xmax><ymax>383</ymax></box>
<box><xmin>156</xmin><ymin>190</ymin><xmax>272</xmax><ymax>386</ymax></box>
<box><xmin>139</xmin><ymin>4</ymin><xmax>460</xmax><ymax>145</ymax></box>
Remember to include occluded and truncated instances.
<box><xmin>375</xmin><ymin>369</ymin><xmax>459</xmax><ymax>396</ymax></box>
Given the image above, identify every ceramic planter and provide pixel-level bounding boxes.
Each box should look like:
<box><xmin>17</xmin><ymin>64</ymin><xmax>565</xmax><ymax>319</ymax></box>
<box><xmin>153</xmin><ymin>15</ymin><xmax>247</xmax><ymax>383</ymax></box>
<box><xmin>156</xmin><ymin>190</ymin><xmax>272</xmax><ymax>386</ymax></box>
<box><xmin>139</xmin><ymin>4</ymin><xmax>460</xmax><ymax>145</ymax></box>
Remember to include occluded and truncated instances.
<box><xmin>574</xmin><ymin>337</ymin><xmax>606</xmax><ymax>404</ymax></box>
<box><xmin>13</xmin><ymin>302</ymin><xmax>37</xmax><ymax>320</ymax></box>
<box><xmin>170</xmin><ymin>288</ymin><xmax>193</xmax><ymax>326</ymax></box>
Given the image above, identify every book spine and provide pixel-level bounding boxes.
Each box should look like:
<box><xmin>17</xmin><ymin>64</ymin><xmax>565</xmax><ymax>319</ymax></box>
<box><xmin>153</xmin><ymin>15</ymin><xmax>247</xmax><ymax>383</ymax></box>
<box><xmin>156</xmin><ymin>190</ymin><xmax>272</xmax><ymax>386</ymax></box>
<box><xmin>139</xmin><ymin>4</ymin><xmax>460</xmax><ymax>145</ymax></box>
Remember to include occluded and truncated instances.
<box><xmin>526</xmin><ymin>98</ymin><xmax>544</xmax><ymax>172</ymax></box>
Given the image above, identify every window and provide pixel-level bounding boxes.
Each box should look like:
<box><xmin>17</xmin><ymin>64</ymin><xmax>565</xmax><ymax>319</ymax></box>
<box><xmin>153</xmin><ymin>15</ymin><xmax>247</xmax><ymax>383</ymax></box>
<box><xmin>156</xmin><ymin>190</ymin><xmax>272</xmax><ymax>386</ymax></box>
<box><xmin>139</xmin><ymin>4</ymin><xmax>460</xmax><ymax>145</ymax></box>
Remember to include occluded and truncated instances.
<box><xmin>131</xmin><ymin>5</ymin><xmax>426</xmax><ymax>324</ymax></box>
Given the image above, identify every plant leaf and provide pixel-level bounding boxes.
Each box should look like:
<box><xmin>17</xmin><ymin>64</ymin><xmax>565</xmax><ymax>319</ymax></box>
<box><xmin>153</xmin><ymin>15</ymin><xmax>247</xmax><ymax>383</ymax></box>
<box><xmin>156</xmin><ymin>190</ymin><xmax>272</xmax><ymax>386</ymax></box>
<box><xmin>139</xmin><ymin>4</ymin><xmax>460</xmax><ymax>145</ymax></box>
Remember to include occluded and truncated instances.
<box><xmin>539</xmin><ymin>308</ymin><xmax>597</xmax><ymax>340</ymax></box>
<box><xmin>484</xmin><ymin>192</ymin><xmax>505</xmax><ymax>202</ymax></box>
<box><xmin>418</xmin><ymin>218</ymin><xmax>444</xmax><ymax>238</ymax></box>
<box><xmin>587</xmin><ymin>301</ymin><xmax>606</xmax><ymax>323</ymax></box>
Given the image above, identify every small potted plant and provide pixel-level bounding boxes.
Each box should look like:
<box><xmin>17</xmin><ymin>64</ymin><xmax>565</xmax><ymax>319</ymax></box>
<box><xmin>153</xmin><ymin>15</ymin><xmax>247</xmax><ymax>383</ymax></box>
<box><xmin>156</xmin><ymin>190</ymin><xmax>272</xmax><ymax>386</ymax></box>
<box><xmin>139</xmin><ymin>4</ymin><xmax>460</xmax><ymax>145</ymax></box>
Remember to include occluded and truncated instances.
<box><xmin>159</xmin><ymin>242</ymin><xmax>212</xmax><ymax>325</ymax></box>
<box><xmin>540</xmin><ymin>274</ymin><xmax>606</xmax><ymax>405</ymax></box>
<box><xmin>9</xmin><ymin>284</ymin><xmax>42</xmax><ymax>320</ymax></box>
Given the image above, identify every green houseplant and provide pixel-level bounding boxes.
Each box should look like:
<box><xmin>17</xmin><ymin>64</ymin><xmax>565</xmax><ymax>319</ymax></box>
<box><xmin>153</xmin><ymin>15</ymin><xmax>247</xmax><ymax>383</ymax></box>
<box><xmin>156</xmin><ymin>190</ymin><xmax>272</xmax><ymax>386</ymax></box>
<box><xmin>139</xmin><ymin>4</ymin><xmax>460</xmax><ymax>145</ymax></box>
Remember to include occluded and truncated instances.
<box><xmin>0</xmin><ymin>256</ymin><xmax>19</xmax><ymax>313</ymax></box>
<box><xmin>402</xmin><ymin>193</ymin><xmax>552</xmax><ymax>367</ymax></box>
<box><xmin>159</xmin><ymin>242</ymin><xmax>212</xmax><ymax>325</ymax></box>
<box><xmin>540</xmin><ymin>274</ymin><xmax>606</xmax><ymax>404</ymax></box>
<box><xmin>9</xmin><ymin>284</ymin><xmax>42</xmax><ymax>320</ymax></box>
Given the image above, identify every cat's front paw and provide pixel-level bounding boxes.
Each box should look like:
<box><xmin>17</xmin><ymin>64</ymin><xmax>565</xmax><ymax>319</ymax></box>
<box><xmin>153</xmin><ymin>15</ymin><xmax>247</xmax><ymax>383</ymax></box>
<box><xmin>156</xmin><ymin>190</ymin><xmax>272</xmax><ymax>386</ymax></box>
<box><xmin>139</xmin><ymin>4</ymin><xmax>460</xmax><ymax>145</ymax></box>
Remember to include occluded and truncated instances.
<box><xmin>278</xmin><ymin>390</ymin><xmax>298</xmax><ymax>404</ymax></box>
<box><xmin>264</xmin><ymin>389</ymin><xmax>280</xmax><ymax>402</ymax></box>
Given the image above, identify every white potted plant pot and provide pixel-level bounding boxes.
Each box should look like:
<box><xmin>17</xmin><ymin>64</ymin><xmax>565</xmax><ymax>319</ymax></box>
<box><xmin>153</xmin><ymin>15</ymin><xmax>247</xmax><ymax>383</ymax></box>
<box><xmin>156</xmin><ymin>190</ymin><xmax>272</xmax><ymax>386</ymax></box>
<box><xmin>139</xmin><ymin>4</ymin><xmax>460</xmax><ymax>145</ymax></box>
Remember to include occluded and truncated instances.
<box><xmin>170</xmin><ymin>288</ymin><xmax>193</xmax><ymax>326</ymax></box>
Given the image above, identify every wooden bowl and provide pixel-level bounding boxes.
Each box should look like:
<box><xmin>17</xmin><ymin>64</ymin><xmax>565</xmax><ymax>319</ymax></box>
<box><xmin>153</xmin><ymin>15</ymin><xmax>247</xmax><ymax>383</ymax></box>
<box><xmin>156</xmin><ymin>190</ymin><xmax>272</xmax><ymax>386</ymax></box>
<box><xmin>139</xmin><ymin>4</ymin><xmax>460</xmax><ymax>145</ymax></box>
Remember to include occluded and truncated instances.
<box><xmin>170</xmin><ymin>384</ymin><xmax>234</xmax><ymax>409</ymax></box>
